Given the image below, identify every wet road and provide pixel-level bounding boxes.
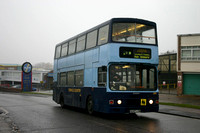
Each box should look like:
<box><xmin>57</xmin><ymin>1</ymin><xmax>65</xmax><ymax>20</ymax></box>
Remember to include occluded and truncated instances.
<box><xmin>0</xmin><ymin>92</ymin><xmax>200</xmax><ymax>133</ymax></box>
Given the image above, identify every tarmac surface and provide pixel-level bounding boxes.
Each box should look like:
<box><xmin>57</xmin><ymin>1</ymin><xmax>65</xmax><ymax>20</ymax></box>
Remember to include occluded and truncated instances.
<box><xmin>0</xmin><ymin>107</ymin><xmax>18</xmax><ymax>133</ymax></box>
<box><xmin>0</xmin><ymin>92</ymin><xmax>200</xmax><ymax>133</ymax></box>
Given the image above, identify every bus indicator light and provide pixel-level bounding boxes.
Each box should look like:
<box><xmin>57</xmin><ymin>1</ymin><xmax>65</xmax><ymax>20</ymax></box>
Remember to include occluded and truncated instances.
<box><xmin>155</xmin><ymin>100</ymin><xmax>159</xmax><ymax>104</ymax></box>
<box><xmin>109</xmin><ymin>100</ymin><xmax>114</xmax><ymax>105</ymax></box>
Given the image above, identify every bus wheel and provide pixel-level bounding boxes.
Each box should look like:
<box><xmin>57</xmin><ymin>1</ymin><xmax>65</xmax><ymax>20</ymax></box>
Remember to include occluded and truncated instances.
<box><xmin>87</xmin><ymin>96</ymin><xmax>94</xmax><ymax>115</ymax></box>
<box><xmin>60</xmin><ymin>95</ymin><xmax>66</xmax><ymax>109</ymax></box>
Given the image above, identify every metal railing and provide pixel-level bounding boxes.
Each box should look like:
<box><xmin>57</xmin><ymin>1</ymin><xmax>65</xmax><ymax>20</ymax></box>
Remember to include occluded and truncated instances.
<box><xmin>158</xmin><ymin>84</ymin><xmax>177</xmax><ymax>95</ymax></box>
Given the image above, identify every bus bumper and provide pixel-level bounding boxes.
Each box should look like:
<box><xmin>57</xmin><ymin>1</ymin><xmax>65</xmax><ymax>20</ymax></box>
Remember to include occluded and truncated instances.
<box><xmin>103</xmin><ymin>105</ymin><xmax>159</xmax><ymax>114</ymax></box>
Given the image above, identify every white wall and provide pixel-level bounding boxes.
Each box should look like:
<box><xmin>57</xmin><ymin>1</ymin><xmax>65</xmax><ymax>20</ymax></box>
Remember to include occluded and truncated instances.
<box><xmin>181</xmin><ymin>35</ymin><xmax>200</xmax><ymax>46</ymax></box>
<box><xmin>0</xmin><ymin>70</ymin><xmax>48</xmax><ymax>84</ymax></box>
<box><xmin>181</xmin><ymin>62</ymin><xmax>200</xmax><ymax>72</ymax></box>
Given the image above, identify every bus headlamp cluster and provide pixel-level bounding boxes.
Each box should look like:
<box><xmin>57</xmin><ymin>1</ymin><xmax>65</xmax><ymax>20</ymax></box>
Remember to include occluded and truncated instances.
<box><xmin>109</xmin><ymin>100</ymin><xmax>122</xmax><ymax>105</ymax></box>
<box><xmin>109</xmin><ymin>99</ymin><xmax>158</xmax><ymax>105</ymax></box>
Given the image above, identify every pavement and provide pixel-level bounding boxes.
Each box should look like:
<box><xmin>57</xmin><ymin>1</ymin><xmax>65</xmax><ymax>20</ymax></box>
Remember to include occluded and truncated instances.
<box><xmin>159</xmin><ymin>94</ymin><xmax>200</xmax><ymax>119</ymax></box>
<box><xmin>0</xmin><ymin>92</ymin><xmax>200</xmax><ymax>132</ymax></box>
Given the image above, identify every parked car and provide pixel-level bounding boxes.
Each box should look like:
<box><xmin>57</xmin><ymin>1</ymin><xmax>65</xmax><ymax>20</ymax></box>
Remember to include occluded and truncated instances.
<box><xmin>11</xmin><ymin>85</ymin><xmax>21</xmax><ymax>89</ymax></box>
<box><xmin>0</xmin><ymin>84</ymin><xmax>11</xmax><ymax>88</ymax></box>
<box><xmin>32</xmin><ymin>87</ymin><xmax>37</xmax><ymax>91</ymax></box>
<box><xmin>11</xmin><ymin>85</ymin><xmax>36</xmax><ymax>91</ymax></box>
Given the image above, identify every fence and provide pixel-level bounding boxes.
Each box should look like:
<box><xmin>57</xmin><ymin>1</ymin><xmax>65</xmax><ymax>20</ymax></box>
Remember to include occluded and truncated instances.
<box><xmin>158</xmin><ymin>84</ymin><xmax>177</xmax><ymax>95</ymax></box>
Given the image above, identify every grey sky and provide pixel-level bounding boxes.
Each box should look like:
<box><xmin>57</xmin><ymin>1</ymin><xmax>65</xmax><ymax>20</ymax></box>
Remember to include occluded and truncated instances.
<box><xmin>0</xmin><ymin>0</ymin><xmax>200</xmax><ymax>65</ymax></box>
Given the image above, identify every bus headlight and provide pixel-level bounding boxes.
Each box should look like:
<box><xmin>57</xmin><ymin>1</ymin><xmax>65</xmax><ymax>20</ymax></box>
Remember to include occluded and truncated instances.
<box><xmin>149</xmin><ymin>99</ymin><xmax>154</xmax><ymax>105</ymax></box>
<box><xmin>117</xmin><ymin>100</ymin><xmax>122</xmax><ymax>105</ymax></box>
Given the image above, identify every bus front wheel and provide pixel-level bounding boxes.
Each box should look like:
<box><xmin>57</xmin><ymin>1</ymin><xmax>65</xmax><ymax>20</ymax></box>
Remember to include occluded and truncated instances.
<box><xmin>87</xmin><ymin>96</ymin><xmax>94</xmax><ymax>115</ymax></box>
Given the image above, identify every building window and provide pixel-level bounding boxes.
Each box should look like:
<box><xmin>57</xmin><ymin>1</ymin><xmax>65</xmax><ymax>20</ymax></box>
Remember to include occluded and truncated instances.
<box><xmin>75</xmin><ymin>70</ymin><xmax>84</xmax><ymax>86</ymax></box>
<box><xmin>98</xmin><ymin>66</ymin><xmax>107</xmax><ymax>86</ymax></box>
<box><xmin>158</xmin><ymin>54</ymin><xmax>177</xmax><ymax>72</ymax></box>
<box><xmin>193</xmin><ymin>49</ymin><xmax>200</xmax><ymax>57</ymax></box>
<box><xmin>182</xmin><ymin>50</ymin><xmax>191</xmax><ymax>57</ymax></box>
<box><xmin>181</xmin><ymin>46</ymin><xmax>200</xmax><ymax>61</ymax></box>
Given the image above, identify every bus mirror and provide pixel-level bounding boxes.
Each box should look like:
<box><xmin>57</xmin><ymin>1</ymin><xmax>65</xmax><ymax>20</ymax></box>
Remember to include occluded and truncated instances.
<box><xmin>102</xmin><ymin>66</ymin><xmax>107</xmax><ymax>71</ymax></box>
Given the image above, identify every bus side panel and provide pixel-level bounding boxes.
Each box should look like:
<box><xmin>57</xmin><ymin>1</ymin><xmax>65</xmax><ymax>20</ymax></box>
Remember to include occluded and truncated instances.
<box><xmin>53</xmin><ymin>59</ymin><xmax>59</xmax><ymax>103</ymax></box>
<box><xmin>61</xmin><ymin>87</ymin><xmax>92</xmax><ymax>109</ymax></box>
<box><xmin>80</xmin><ymin>87</ymin><xmax>108</xmax><ymax>112</ymax></box>
<box><xmin>53</xmin><ymin>87</ymin><xmax>57</xmax><ymax>103</ymax></box>
<box><xmin>53</xmin><ymin>86</ymin><xmax>61</xmax><ymax>104</ymax></box>
<box><xmin>92</xmin><ymin>87</ymin><xmax>107</xmax><ymax>112</ymax></box>
<box><xmin>54</xmin><ymin>86</ymin><xmax>159</xmax><ymax>114</ymax></box>
<box><xmin>53</xmin><ymin>87</ymin><xmax>73</xmax><ymax>106</ymax></box>
<box><xmin>60</xmin><ymin>87</ymin><xmax>107</xmax><ymax>110</ymax></box>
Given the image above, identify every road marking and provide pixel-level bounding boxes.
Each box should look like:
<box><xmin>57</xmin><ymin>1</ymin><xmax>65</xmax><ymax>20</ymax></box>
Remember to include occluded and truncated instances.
<box><xmin>0</xmin><ymin>107</ymin><xmax>9</xmax><ymax>115</ymax></box>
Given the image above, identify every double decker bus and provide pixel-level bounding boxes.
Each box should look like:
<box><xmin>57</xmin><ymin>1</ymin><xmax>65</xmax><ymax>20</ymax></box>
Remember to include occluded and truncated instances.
<box><xmin>53</xmin><ymin>18</ymin><xmax>159</xmax><ymax>114</ymax></box>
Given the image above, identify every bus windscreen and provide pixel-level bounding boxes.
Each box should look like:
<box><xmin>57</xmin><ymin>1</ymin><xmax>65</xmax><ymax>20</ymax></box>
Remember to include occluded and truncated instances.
<box><xmin>109</xmin><ymin>64</ymin><xmax>157</xmax><ymax>91</ymax></box>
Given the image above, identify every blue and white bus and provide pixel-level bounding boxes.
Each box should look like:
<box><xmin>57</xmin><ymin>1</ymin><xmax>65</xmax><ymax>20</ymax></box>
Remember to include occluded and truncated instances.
<box><xmin>53</xmin><ymin>18</ymin><xmax>159</xmax><ymax>114</ymax></box>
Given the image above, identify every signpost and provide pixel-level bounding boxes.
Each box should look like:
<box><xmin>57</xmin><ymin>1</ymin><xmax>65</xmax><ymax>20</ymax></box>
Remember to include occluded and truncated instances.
<box><xmin>21</xmin><ymin>62</ymin><xmax>32</xmax><ymax>92</ymax></box>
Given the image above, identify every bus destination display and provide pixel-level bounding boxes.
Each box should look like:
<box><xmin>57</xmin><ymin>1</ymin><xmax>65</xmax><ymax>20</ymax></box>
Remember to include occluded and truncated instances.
<box><xmin>120</xmin><ymin>47</ymin><xmax>151</xmax><ymax>59</ymax></box>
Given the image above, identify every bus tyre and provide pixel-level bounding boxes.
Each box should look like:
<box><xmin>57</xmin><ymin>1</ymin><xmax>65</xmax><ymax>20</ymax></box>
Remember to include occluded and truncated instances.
<box><xmin>87</xmin><ymin>96</ymin><xmax>94</xmax><ymax>115</ymax></box>
<box><xmin>60</xmin><ymin>95</ymin><xmax>66</xmax><ymax>109</ymax></box>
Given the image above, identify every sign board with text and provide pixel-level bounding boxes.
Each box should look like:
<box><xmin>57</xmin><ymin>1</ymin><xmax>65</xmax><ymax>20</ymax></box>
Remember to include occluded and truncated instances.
<box><xmin>21</xmin><ymin>62</ymin><xmax>32</xmax><ymax>92</ymax></box>
<box><xmin>120</xmin><ymin>47</ymin><xmax>151</xmax><ymax>59</ymax></box>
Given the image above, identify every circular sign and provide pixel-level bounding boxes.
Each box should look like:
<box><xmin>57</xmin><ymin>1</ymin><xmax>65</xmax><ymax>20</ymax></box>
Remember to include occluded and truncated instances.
<box><xmin>22</xmin><ymin>62</ymin><xmax>32</xmax><ymax>74</ymax></box>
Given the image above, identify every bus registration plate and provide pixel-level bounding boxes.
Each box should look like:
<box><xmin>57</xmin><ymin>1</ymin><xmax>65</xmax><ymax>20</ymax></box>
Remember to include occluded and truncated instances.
<box><xmin>130</xmin><ymin>110</ymin><xmax>140</xmax><ymax>113</ymax></box>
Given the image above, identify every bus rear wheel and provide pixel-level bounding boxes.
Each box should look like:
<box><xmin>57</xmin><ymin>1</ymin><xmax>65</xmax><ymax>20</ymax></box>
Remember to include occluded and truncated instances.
<box><xmin>87</xmin><ymin>96</ymin><xmax>94</xmax><ymax>115</ymax></box>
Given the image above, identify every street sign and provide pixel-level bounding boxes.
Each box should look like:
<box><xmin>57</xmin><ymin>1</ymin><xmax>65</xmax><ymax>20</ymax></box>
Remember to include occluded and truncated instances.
<box><xmin>22</xmin><ymin>62</ymin><xmax>32</xmax><ymax>74</ymax></box>
<box><xmin>21</xmin><ymin>62</ymin><xmax>32</xmax><ymax>92</ymax></box>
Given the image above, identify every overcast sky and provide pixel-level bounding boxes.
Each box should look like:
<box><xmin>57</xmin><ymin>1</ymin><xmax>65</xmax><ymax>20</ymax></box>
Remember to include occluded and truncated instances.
<box><xmin>0</xmin><ymin>0</ymin><xmax>200</xmax><ymax>65</ymax></box>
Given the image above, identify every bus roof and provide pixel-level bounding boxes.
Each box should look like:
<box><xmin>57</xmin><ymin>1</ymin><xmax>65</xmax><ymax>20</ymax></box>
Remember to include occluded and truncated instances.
<box><xmin>55</xmin><ymin>18</ymin><xmax>156</xmax><ymax>47</ymax></box>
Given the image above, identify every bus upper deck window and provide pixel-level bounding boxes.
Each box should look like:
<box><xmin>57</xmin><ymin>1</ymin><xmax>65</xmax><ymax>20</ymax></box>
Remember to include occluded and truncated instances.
<box><xmin>112</xmin><ymin>23</ymin><xmax>156</xmax><ymax>45</ymax></box>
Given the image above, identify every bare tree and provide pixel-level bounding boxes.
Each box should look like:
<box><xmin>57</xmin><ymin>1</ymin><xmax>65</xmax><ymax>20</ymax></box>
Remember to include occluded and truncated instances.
<box><xmin>34</xmin><ymin>62</ymin><xmax>53</xmax><ymax>70</ymax></box>
<box><xmin>160</xmin><ymin>50</ymin><xmax>176</xmax><ymax>55</ymax></box>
